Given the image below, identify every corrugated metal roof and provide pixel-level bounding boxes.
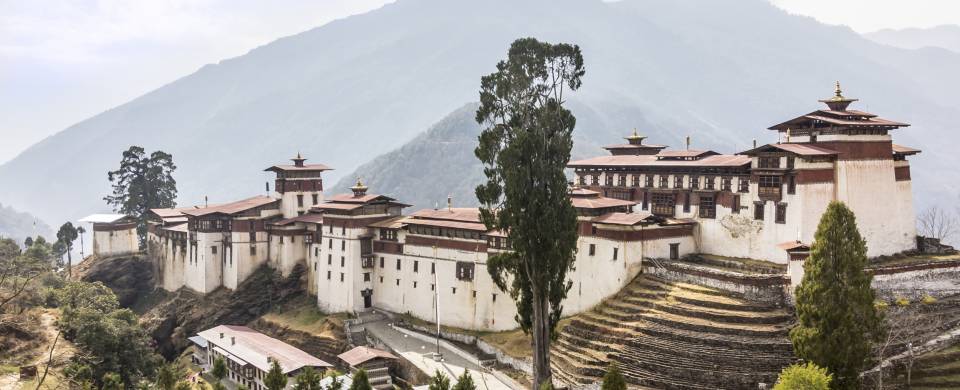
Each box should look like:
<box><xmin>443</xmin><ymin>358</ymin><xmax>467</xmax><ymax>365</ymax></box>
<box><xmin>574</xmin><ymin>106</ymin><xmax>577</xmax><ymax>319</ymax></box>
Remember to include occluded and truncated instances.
<box><xmin>410</xmin><ymin>208</ymin><xmax>482</xmax><ymax>223</ymax></box>
<box><xmin>181</xmin><ymin>196</ymin><xmax>278</xmax><ymax>217</ymax></box>
<box><xmin>197</xmin><ymin>325</ymin><xmax>331</xmax><ymax>374</ymax></box>
<box><xmin>263</xmin><ymin>163</ymin><xmax>333</xmax><ymax>172</ymax></box>
<box><xmin>570</xmin><ymin>196</ymin><xmax>636</xmax><ymax>209</ymax></box>
<box><xmin>78</xmin><ymin>214</ymin><xmax>133</xmax><ymax>224</ymax></box>
<box><xmin>592</xmin><ymin>212</ymin><xmax>654</xmax><ymax>226</ymax></box>
<box><xmin>741</xmin><ymin>143</ymin><xmax>838</xmax><ymax>156</ymax></box>
<box><xmin>338</xmin><ymin>346</ymin><xmax>398</xmax><ymax>367</ymax></box>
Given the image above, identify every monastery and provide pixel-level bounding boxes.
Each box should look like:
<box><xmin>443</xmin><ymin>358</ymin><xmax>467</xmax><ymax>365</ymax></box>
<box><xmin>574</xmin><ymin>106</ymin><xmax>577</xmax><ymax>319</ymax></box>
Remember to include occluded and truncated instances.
<box><xmin>138</xmin><ymin>86</ymin><xmax>920</xmax><ymax>331</ymax></box>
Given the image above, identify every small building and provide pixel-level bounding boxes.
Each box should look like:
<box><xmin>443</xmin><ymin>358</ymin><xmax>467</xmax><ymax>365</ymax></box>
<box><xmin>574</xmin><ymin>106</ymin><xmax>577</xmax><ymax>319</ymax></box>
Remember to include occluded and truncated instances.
<box><xmin>194</xmin><ymin>325</ymin><xmax>332</xmax><ymax>390</ymax></box>
<box><xmin>78</xmin><ymin>214</ymin><xmax>139</xmax><ymax>257</ymax></box>
<box><xmin>337</xmin><ymin>346</ymin><xmax>398</xmax><ymax>390</ymax></box>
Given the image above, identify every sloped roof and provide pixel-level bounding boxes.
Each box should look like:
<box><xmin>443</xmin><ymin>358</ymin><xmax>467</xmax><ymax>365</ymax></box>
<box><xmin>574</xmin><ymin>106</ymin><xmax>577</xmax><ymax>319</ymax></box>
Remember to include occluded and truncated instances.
<box><xmin>768</xmin><ymin>109</ymin><xmax>909</xmax><ymax>131</ymax></box>
<box><xmin>367</xmin><ymin>216</ymin><xmax>408</xmax><ymax>229</ymax></box>
<box><xmin>338</xmin><ymin>346</ymin><xmax>398</xmax><ymax>367</ymax></box>
<box><xmin>410</xmin><ymin>208</ymin><xmax>482</xmax><ymax>223</ymax></box>
<box><xmin>181</xmin><ymin>196</ymin><xmax>278</xmax><ymax>217</ymax></box>
<box><xmin>79</xmin><ymin>214</ymin><xmax>133</xmax><ymax>224</ymax></box>
<box><xmin>592</xmin><ymin>212</ymin><xmax>655</xmax><ymax>226</ymax></box>
<box><xmin>656</xmin><ymin>149</ymin><xmax>718</xmax><ymax>158</ymax></box>
<box><xmin>272</xmin><ymin>213</ymin><xmax>324</xmax><ymax>226</ymax></box>
<box><xmin>197</xmin><ymin>325</ymin><xmax>331</xmax><ymax>374</ymax></box>
<box><xmin>892</xmin><ymin>144</ymin><xmax>921</xmax><ymax>155</ymax></box>
<box><xmin>569</xmin><ymin>154</ymin><xmax>750</xmax><ymax>169</ymax></box>
<box><xmin>570</xmin><ymin>196</ymin><xmax>636</xmax><ymax>209</ymax></box>
<box><xmin>777</xmin><ymin>240</ymin><xmax>811</xmax><ymax>251</ymax></box>
<box><xmin>263</xmin><ymin>163</ymin><xmax>333</xmax><ymax>173</ymax></box>
<box><xmin>739</xmin><ymin>143</ymin><xmax>839</xmax><ymax>157</ymax></box>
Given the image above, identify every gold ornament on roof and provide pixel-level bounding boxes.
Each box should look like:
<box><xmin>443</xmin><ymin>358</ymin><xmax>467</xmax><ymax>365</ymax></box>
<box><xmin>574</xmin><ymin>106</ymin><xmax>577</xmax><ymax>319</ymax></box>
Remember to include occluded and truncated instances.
<box><xmin>832</xmin><ymin>81</ymin><xmax>845</xmax><ymax>101</ymax></box>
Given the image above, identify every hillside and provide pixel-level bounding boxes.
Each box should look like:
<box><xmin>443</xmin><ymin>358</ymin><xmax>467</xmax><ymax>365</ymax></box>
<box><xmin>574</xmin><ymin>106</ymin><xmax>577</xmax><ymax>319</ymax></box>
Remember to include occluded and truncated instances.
<box><xmin>3</xmin><ymin>0</ymin><xmax>960</xmax><ymax>226</ymax></box>
<box><xmin>0</xmin><ymin>203</ymin><xmax>52</xmax><ymax>244</ymax></box>
<box><xmin>865</xmin><ymin>25</ymin><xmax>960</xmax><ymax>53</ymax></box>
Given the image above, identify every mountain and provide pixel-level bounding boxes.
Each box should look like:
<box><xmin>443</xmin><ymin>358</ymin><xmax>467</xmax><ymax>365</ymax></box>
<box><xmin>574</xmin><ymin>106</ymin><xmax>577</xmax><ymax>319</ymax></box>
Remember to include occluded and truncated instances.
<box><xmin>3</xmin><ymin>0</ymin><xmax>960</xmax><ymax>226</ymax></box>
<box><xmin>0</xmin><ymin>203</ymin><xmax>53</xmax><ymax>244</ymax></box>
<box><xmin>865</xmin><ymin>25</ymin><xmax>960</xmax><ymax>53</ymax></box>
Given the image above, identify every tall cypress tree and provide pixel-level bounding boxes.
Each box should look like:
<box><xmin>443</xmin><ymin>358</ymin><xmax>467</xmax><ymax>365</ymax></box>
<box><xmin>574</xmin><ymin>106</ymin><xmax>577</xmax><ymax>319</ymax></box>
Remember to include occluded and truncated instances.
<box><xmin>790</xmin><ymin>201</ymin><xmax>884</xmax><ymax>389</ymax></box>
<box><xmin>104</xmin><ymin>146</ymin><xmax>177</xmax><ymax>248</ymax></box>
<box><xmin>474</xmin><ymin>37</ymin><xmax>584</xmax><ymax>389</ymax></box>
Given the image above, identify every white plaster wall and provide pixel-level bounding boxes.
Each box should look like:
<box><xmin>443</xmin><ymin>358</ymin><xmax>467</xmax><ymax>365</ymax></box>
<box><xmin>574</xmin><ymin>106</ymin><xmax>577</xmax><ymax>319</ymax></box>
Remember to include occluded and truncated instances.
<box><xmin>268</xmin><ymin>234</ymin><xmax>307</xmax><ymax>277</ymax></box>
<box><xmin>92</xmin><ymin>229</ymin><xmax>138</xmax><ymax>257</ymax></box>
<box><xmin>316</xmin><ymin>224</ymin><xmax>366</xmax><ymax>313</ymax></box>
<box><xmin>835</xmin><ymin>159</ymin><xmax>915</xmax><ymax>257</ymax></box>
<box><xmin>277</xmin><ymin>189</ymin><xmax>323</xmax><ymax>219</ymax></box>
<box><xmin>788</xmin><ymin>260</ymin><xmax>805</xmax><ymax>292</ymax></box>
<box><xmin>157</xmin><ymin>236</ymin><xmax>187</xmax><ymax>292</ymax></box>
<box><xmin>184</xmin><ymin>233</ymin><xmax>223</xmax><ymax>294</ymax></box>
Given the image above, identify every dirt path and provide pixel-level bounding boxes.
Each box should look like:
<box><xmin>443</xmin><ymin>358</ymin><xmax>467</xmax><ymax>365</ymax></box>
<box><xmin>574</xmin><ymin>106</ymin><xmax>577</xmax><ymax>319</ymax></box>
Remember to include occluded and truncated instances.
<box><xmin>1</xmin><ymin>310</ymin><xmax>75</xmax><ymax>390</ymax></box>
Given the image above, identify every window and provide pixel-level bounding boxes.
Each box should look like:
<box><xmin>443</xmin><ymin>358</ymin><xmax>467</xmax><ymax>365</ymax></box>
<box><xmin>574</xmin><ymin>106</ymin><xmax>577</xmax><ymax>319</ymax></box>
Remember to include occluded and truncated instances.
<box><xmin>618</xmin><ymin>174</ymin><xmax>626</xmax><ymax>187</ymax></box>
<box><xmin>380</xmin><ymin>257</ymin><xmax>384</xmax><ymax>268</ymax></box>
<box><xmin>452</xmin><ymin>287</ymin><xmax>457</xmax><ymax>294</ymax></box>
<box><xmin>329</xmin><ymin>224</ymin><xmax>333</xmax><ymax>233</ymax></box>
<box><xmin>380</xmin><ymin>229</ymin><xmax>397</xmax><ymax>241</ymax></box>
<box><xmin>314</xmin><ymin>248</ymin><xmax>319</xmax><ymax>257</ymax></box>
<box><xmin>578</xmin><ymin>175</ymin><xmax>586</xmax><ymax>186</ymax></box>
<box><xmin>363</xmin><ymin>273</ymin><xmax>370</xmax><ymax>282</ymax></box>
<box><xmin>683</xmin><ymin>192</ymin><xmax>691</xmax><ymax>213</ymax></box>
<box><xmin>396</xmin><ymin>258</ymin><xmax>401</xmax><ymax>271</ymax></box>
<box><xmin>297</xmin><ymin>195</ymin><xmax>304</xmax><ymax>207</ymax></box>
<box><xmin>396</xmin><ymin>279</ymin><xmax>400</xmax><ymax>286</ymax></box>
<box><xmin>759</xmin><ymin>156</ymin><xmax>780</xmax><ymax>168</ymax></box>
<box><xmin>591</xmin><ymin>175</ymin><xmax>599</xmax><ymax>185</ymax></box>
<box><xmin>340</xmin><ymin>256</ymin><xmax>345</xmax><ymax>267</ymax></box>
<box><xmin>326</xmin><ymin>271</ymin><xmax>331</xmax><ymax>280</ymax></box>
<box><xmin>699</xmin><ymin>195</ymin><xmax>716</xmax><ymax>219</ymax></box>
<box><xmin>721</xmin><ymin>177</ymin><xmax>732</xmax><ymax>192</ymax></box>
<box><xmin>612</xmin><ymin>247</ymin><xmax>619</xmax><ymax>260</ymax></box>
<box><xmin>642</xmin><ymin>192</ymin><xmax>649</xmax><ymax>211</ymax></box>
<box><xmin>340</xmin><ymin>273</ymin><xmax>344</xmax><ymax>282</ymax></box>
<box><xmin>431</xmin><ymin>284</ymin><xmax>435</xmax><ymax>291</ymax></box>
<box><xmin>689</xmin><ymin>176</ymin><xmax>699</xmax><ymax>190</ymax></box>
<box><xmin>758</xmin><ymin>175</ymin><xmax>782</xmax><ymax>196</ymax></box>
<box><xmin>754</xmin><ymin>202</ymin><xmax>765</xmax><ymax>220</ymax></box>
<box><xmin>605</xmin><ymin>174</ymin><xmax>613</xmax><ymax>186</ymax></box>
<box><xmin>738</xmin><ymin>177</ymin><xmax>749</xmax><ymax>193</ymax></box>
<box><xmin>380</xmin><ymin>276</ymin><xmax>384</xmax><ymax>283</ymax></box>
<box><xmin>787</xmin><ymin>156</ymin><xmax>795</xmax><ymax>169</ymax></box>
<box><xmin>212</xmin><ymin>246</ymin><xmax>218</xmax><ymax>254</ymax></box>
<box><xmin>704</xmin><ymin>176</ymin><xmax>716</xmax><ymax>190</ymax></box>
<box><xmin>312</xmin><ymin>194</ymin><xmax>319</xmax><ymax>205</ymax></box>
<box><xmin>328</xmin><ymin>254</ymin><xmax>332</xmax><ymax>265</ymax></box>
<box><xmin>732</xmin><ymin>195</ymin><xmax>741</xmax><ymax>214</ymax></box>
<box><xmin>645</xmin><ymin>175</ymin><xmax>653</xmax><ymax>187</ymax></box>
<box><xmin>776</xmin><ymin>203</ymin><xmax>787</xmax><ymax>224</ymax></box>
<box><xmin>456</xmin><ymin>262</ymin><xmax>475</xmax><ymax>281</ymax></box>
<box><xmin>250</xmin><ymin>246</ymin><xmax>256</xmax><ymax>255</ymax></box>
<box><xmin>492</xmin><ymin>293</ymin><xmax>497</xmax><ymax>302</ymax></box>
<box><xmin>341</xmin><ymin>240</ymin><xmax>345</xmax><ymax>250</ymax></box>
<box><xmin>413</xmin><ymin>281</ymin><xmax>417</xmax><ymax>288</ymax></box>
<box><xmin>472</xmin><ymin>290</ymin><xmax>477</xmax><ymax>298</ymax></box>
<box><xmin>414</xmin><ymin>260</ymin><xmax>419</xmax><ymax>273</ymax></box>
<box><xmin>632</xmin><ymin>175</ymin><xmax>640</xmax><ymax>187</ymax></box>
<box><xmin>674</xmin><ymin>175</ymin><xmax>683</xmax><ymax>188</ymax></box>
<box><xmin>328</xmin><ymin>239</ymin><xmax>332</xmax><ymax>249</ymax></box>
<box><xmin>279</xmin><ymin>236</ymin><xmax>284</xmax><ymax>244</ymax></box>
<box><xmin>341</xmin><ymin>226</ymin><xmax>345</xmax><ymax>235</ymax></box>
<box><xmin>651</xmin><ymin>193</ymin><xmax>675</xmax><ymax>217</ymax></box>
<box><xmin>659</xmin><ymin>175</ymin><xmax>668</xmax><ymax>188</ymax></box>
<box><xmin>589</xmin><ymin>244</ymin><xmax>596</xmax><ymax>256</ymax></box>
<box><xmin>314</xmin><ymin>262</ymin><xmax>317</xmax><ymax>271</ymax></box>
<box><xmin>291</xmin><ymin>236</ymin><xmax>295</xmax><ymax>244</ymax></box>
<box><xmin>669</xmin><ymin>243</ymin><xmax>679</xmax><ymax>260</ymax></box>
<box><xmin>787</xmin><ymin>175</ymin><xmax>796</xmax><ymax>194</ymax></box>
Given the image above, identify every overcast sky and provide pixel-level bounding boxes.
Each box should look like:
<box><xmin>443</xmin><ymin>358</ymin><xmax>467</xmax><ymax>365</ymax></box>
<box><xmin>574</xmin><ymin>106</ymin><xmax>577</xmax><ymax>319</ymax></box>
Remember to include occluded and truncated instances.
<box><xmin>1</xmin><ymin>0</ymin><xmax>958</xmax><ymax>164</ymax></box>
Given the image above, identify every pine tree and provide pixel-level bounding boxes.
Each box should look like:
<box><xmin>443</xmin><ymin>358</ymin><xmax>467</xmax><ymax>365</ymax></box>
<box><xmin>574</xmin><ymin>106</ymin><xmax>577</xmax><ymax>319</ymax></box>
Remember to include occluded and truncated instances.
<box><xmin>790</xmin><ymin>201</ymin><xmax>884</xmax><ymax>389</ymax></box>
<box><xmin>104</xmin><ymin>146</ymin><xmax>177</xmax><ymax>247</ymax></box>
<box><xmin>474</xmin><ymin>37</ymin><xmax>584</xmax><ymax>389</ymax></box>
<box><xmin>56</xmin><ymin>222</ymin><xmax>78</xmax><ymax>276</ymax></box>
<box><xmin>601</xmin><ymin>363</ymin><xmax>626</xmax><ymax>390</ymax></box>
<box><xmin>452</xmin><ymin>369</ymin><xmax>476</xmax><ymax>390</ymax></box>
<box><xmin>349</xmin><ymin>369</ymin><xmax>371</xmax><ymax>390</ymax></box>
<box><xmin>155</xmin><ymin>363</ymin><xmax>178</xmax><ymax>390</ymax></box>
<box><xmin>428</xmin><ymin>370</ymin><xmax>450</xmax><ymax>390</ymax></box>
<box><xmin>264</xmin><ymin>359</ymin><xmax>288</xmax><ymax>390</ymax></box>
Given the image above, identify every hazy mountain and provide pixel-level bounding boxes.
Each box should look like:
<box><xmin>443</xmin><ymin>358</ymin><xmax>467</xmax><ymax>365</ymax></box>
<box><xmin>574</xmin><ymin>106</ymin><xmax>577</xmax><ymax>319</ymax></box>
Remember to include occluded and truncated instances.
<box><xmin>3</xmin><ymin>0</ymin><xmax>960</xmax><ymax>227</ymax></box>
<box><xmin>0</xmin><ymin>203</ymin><xmax>53</xmax><ymax>244</ymax></box>
<box><xmin>865</xmin><ymin>25</ymin><xmax>960</xmax><ymax>53</ymax></box>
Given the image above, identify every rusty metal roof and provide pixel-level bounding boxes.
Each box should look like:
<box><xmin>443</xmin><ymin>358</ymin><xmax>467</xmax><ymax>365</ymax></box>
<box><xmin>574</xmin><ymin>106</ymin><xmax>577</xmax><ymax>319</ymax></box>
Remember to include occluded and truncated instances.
<box><xmin>656</xmin><ymin>149</ymin><xmax>717</xmax><ymax>158</ymax></box>
<box><xmin>571</xmin><ymin>196</ymin><xmax>636</xmax><ymax>209</ymax></box>
<box><xmin>410</xmin><ymin>208</ymin><xmax>482</xmax><ymax>223</ymax></box>
<box><xmin>367</xmin><ymin>216</ymin><xmax>408</xmax><ymax>229</ymax></box>
<box><xmin>180</xmin><ymin>196</ymin><xmax>278</xmax><ymax>217</ymax></box>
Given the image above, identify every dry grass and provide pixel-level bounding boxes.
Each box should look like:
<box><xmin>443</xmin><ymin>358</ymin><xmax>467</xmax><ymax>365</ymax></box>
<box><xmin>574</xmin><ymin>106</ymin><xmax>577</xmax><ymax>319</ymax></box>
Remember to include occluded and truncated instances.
<box><xmin>259</xmin><ymin>294</ymin><xmax>347</xmax><ymax>339</ymax></box>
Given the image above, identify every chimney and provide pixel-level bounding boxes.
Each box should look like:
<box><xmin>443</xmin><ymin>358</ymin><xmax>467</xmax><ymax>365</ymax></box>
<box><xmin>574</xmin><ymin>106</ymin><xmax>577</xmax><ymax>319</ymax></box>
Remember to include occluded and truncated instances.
<box><xmin>205</xmin><ymin>196</ymin><xmax>209</xmax><ymax>208</ymax></box>
<box><xmin>752</xmin><ymin>139</ymin><xmax>757</xmax><ymax>149</ymax></box>
<box><xmin>219</xmin><ymin>332</ymin><xmax>224</xmax><ymax>339</ymax></box>
<box><xmin>447</xmin><ymin>195</ymin><xmax>452</xmax><ymax>211</ymax></box>
<box><xmin>685</xmin><ymin>136</ymin><xmax>691</xmax><ymax>151</ymax></box>
<box><xmin>231</xmin><ymin>336</ymin><xmax>236</xmax><ymax>346</ymax></box>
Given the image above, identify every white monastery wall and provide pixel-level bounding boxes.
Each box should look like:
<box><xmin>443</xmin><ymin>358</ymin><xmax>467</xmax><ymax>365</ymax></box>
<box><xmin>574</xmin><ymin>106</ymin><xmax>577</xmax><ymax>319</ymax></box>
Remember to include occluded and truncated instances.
<box><xmin>92</xmin><ymin>228</ymin><xmax>139</xmax><ymax>257</ymax></box>
<box><xmin>835</xmin><ymin>159</ymin><xmax>915</xmax><ymax>256</ymax></box>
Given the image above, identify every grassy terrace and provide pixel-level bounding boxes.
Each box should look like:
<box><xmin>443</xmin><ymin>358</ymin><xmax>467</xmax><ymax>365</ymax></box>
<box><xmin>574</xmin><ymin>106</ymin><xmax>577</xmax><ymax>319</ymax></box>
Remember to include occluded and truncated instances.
<box><xmin>868</xmin><ymin>252</ymin><xmax>960</xmax><ymax>268</ymax></box>
<box><xmin>682</xmin><ymin>254</ymin><xmax>788</xmax><ymax>275</ymax></box>
<box><xmin>259</xmin><ymin>294</ymin><xmax>347</xmax><ymax>339</ymax></box>
<box><xmin>396</xmin><ymin>312</ymin><xmax>547</xmax><ymax>359</ymax></box>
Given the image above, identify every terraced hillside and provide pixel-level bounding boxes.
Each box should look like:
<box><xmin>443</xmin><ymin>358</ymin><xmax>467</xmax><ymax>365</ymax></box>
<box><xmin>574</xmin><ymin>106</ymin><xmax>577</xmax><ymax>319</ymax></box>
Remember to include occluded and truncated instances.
<box><xmin>551</xmin><ymin>276</ymin><xmax>796</xmax><ymax>389</ymax></box>
<box><xmin>905</xmin><ymin>345</ymin><xmax>960</xmax><ymax>389</ymax></box>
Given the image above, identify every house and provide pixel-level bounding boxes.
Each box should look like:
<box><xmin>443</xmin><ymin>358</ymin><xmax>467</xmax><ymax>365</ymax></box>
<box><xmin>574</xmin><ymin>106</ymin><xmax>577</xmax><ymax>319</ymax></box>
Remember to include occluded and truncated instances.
<box><xmin>78</xmin><ymin>214</ymin><xmax>139</xmax><ymax>257</ymax></box>
<box><xmin>337</xmin><ymin>346</ymin><xmax>398</xmax><ymax>390</ymax></box>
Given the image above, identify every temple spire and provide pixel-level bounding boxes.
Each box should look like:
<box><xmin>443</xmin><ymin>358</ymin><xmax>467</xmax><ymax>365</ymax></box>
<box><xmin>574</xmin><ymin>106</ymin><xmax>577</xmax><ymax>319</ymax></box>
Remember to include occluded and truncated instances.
<box><xmin>818</xmin><ymin>81</ymin><xmax>858</xmax><ymax>111</ymax></box>
<box><xmin>624</xmin><ymin>128</ymin><xmax>646</xmax><ymax>145</ymax></box>
<box><xmin>350</xmin><ymin>177</ymin><xmax>368</xmax><ymax>197</ymax></box>
<box><xmin>291</xmin><ymin>152</ymin><xmax>306</xmax><ymax>167</ymax></box>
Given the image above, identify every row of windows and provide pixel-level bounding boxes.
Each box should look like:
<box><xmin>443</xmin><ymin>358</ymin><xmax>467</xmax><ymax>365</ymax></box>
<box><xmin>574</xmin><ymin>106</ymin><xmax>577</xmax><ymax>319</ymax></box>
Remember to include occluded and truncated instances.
<box><xmin>408</xmin><ymin>225</ymin><xmax>483</xmax><ymax>240</ymax></box>
<box><xmin>753</xmin><ymin>202</ymin><xmax>788</xmax><ymax>224</ymax></box>
<box><xmin>580</xmin><ymin>173</ymin><xmax>750</xmax><ymax>193</ymax></box>
<box><xmin>586</xmin><ymin>242</ymin><xmax>681</xmax><ymax>260</ymax></box>
<box><xmin>295</xmin><ymin>193</ymin><xmax>321</xmax><ymax>208</ymax></box>
<box><xmin>322</xmin><ymin>262</ymin><xmax>480</xmax><ymax>285</ymax></box>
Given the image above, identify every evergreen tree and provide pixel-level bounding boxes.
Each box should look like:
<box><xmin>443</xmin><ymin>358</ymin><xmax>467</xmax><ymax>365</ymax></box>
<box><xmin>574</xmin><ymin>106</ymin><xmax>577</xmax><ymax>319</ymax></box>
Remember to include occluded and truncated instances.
<box><xmin>155</xmin><ymin>363</ymin><xmax>179</xmax><ymax>390</ymax></box>
<box><xmin>428</xmin><ymin>370</ymin><xmax>450</xmax><ymax>390</ymax></box>
<box><xmin>474</xmin><ymin>37</ymin><xmax>584</xmax><ymax>389</ymax></box>
<box><xmin>452</xmin><ymin>369</ymin><xmax>476</xmax><ymax>390</ymax></box>
<box><xmin>328</xmin><ymin>374</ymin><xmax>343</xmax><ymax>390</ymax></box>
<box><xmin>790</xmin><ymin>201</ymin><xmax>884</xmax><ymax>389</ymax></box>
<box><xmin>104</xmin><ymin>146</ymin><xmax>177</xmax><ymax>247</ymax></box>
<box><xmin>601</xmin><ymin>363</ymin><xmax>626</xmax><ymax>390</ymax></box>
<box><xmin>294</xmin><ymin>367</ymin><xmax>322</xmax><ymax>390</ymax></box>
<box><xmin>24</xmin><ymin>236</ymin><xmax>33</xmax><ymax>247</ymax></box>
<box><xmin>56</xmin><ymin>222</ymin><xmax>78</xmax><ymax>277</ymax></box>
<box><xmin>264</xmin><ymin>359</ymin><xmax>288</xmax><ymax>390</ymax></box>
<box><xmin>349</xmin><ymin>369</ymin><xmax>371</xmax><ymax>390</ymax></box>
<box><xmin>212</xmin><ymin>357</ymin><xmax>227</xmax><ymax>382</ymax></box>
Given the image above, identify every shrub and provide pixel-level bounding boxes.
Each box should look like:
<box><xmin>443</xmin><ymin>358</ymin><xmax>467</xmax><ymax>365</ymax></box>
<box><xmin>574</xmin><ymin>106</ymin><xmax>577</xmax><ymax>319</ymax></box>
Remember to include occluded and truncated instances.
<box><xmin>773</xmin><ymin>363</ymin><xmax>832</xmax><ymax>390</ymax></box>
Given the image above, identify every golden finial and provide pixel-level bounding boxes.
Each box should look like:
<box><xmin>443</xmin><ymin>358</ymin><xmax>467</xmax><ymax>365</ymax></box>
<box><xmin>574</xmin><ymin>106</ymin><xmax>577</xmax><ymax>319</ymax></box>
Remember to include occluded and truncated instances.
<box><xmin>833</xmin><ymin>81</ymin><xmax>844</xmax><ymax>100</ymax></box>
<box><xmin>355</xmin><ymin>177</ymin><xmax>365</xmax><ymax>187</ymax></box>
<box><xmin>296</xmin><ymin>151</ymin><xmax>302</xmax><ymax>159</ymax></box>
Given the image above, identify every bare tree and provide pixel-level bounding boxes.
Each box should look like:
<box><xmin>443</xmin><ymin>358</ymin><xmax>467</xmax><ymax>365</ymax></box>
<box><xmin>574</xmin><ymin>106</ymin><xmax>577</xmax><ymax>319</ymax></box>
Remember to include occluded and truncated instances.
<box><xmin>874</xmin><ymin>303</ymin><xmax>944</xmax><ymax>389</ymax></box>
<box><xmin>918</xmin><ymin>206</ymin><xmax>958</xmax><ymax>243</ymax></box>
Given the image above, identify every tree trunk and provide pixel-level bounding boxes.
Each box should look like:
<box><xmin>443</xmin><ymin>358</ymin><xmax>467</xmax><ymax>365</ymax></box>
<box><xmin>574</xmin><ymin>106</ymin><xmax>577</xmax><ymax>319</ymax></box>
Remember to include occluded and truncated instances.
<box><xmin>531</xmin><ymin>287</ymin><xmax>553</xmax><ymax>389</ymax></box>
<box><xmin>66</xmin><ymin>248</ymin><xmax>72</xmax><ymax>278</ymax></box>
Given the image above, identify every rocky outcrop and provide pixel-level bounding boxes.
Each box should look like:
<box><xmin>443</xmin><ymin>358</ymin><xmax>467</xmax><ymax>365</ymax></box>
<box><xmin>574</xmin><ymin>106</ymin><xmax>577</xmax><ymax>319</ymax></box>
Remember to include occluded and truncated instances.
<box><xmin>140</xmin><ymin>264</ymin><xmax>305</xmax><ymax>359</ymax></box>
<box><xmin>77</xmin><ymin>254</ymin><xmax>156</xmax><ymax>309</ymax></box>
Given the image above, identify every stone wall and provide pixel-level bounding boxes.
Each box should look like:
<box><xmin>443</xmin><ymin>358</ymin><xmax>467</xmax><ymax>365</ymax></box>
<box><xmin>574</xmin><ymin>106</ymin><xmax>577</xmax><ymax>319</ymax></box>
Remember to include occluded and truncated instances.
<box><xmin>870</xmin><ymin>260</ymin><xmax>960</xmax><ymax>300</ymax></box>
<box><xmin>642</xmin><ymin>260</ymin><xmax>790</xmax><ymax>305</ymax></box>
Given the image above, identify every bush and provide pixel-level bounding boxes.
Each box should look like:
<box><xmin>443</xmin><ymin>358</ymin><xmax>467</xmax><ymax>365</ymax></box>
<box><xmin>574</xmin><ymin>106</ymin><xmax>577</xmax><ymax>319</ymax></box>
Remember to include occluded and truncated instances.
<box><xmin>895</xmin><ymin>297</ymin><xmax>910</xmax><ymax>307</ymax></box>
<box><xmin>921</xmin><ymin>295</ymin><xmax>937</xmax><ymax>305</ymax></box>
<box><xmin>601</xmin><ymin>363</ymin><xmax>627</xmax><ymax>390</ymax></box>
<box><xmin>773</xmin><ymin>363</ymin><xmax>832</xmax><ymax>390</ymax></box>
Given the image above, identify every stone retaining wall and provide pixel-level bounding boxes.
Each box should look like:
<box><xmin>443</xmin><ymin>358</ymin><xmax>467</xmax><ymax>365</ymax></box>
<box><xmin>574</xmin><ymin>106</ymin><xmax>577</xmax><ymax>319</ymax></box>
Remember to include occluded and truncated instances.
<box><xmin>870</xmin><ymin>260</ymin><xmax>960</xmax><ymax>300</ymax></box>
<box><xmin>642</xmin><ymin>261</ymin><xmax>790</xmax><ymax>305</ymax></box>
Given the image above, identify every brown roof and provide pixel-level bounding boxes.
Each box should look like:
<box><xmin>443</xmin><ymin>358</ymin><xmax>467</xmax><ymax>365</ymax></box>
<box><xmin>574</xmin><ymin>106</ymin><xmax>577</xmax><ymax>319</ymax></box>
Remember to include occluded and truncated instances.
<box><xmin>263</xmin><ymin>163</ymin><xmax>333</xmax><ymax>173</ymax></box>
<box><xmin>740</xmin><ymin>143</ymin><xmax>839</xmax><ymax>157</ymax></box>
<box><xmin>592</xmin><ymin>212</ymin><xmax>655</xmax><ymax>226</ymax></box>
<box><xmin>181</xmin><ymin>196</ymin><xmax>278</xmax><ymax>217</ymax></box>
<box><xmin>570</xmin><ymin>196</ymin><xmax>636</xmax><ymax>209</ymax></box>
<box><xmin>569</xmin><ymin>154</ymin><xmax>750</xmax><ymax>169</ymax></box>
<box><xmin>197</xmin><ymin>325</ymin><xmax>331</xmax><ymax>374</ymax></box>
<box><xmin>569</xmin><ymin>188</ymin><xmax>600</xmax><ymax>197</ymax></box>
<box><xmin>406</xmin><ymin>218</ymin><xmax>488</xmax><ymax>231</ymax></box>
<box><xmin>338</xmin><ymin>346</ymin><xmax>398</xmax><ymax>367</ymax></box>
<box><xmin>656</xmin><ymin>149</ymin><xmax>717</xmax><ymax>158</ymax></box>
<box><xmin>892</xmin><ymin>144</ymin><xmax>921</xmax><ymax>155</ymax></box>
<box><xmin>768</xmin><ymin>110</ymin><xmax>909</xmax><ymax>131</ymax></box>
<box><xmin>272</xmin><ymin>213</ymin><xmax>324</xmax><ymax>226</ymax></box>
<box><xmin>603</xmin><ymin>143</ymin><xmax>667</xmax><ymax>150</ymax></box>
<box><xmin>367</xmin><ymin>216</ymin><xmax>408</xmax><ymax>229</ymax></box>
<box><xmin>410</xmin><ymin>208</ymin><xmax>482</xmax><ymax>223</ymax></box>
<box><xmin>777</xmin><ymin>241</ymin><xmax>811</xmax><ymax>251</ymax></box>
<box><xmin>312</xmin><ymin>202</ymin><xmax>365</xmax><ymax>211</ymax></box>
<box><xmin>325</xmin><ymin>193</ymin><xmax>389</xmax><ymax>203</ymax></box>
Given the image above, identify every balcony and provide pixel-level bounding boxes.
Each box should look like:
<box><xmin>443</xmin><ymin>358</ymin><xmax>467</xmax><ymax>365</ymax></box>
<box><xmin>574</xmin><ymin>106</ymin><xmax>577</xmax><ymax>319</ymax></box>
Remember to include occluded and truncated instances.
<box><xmin>361</xmin><ymin>257</ymin><xmax>375</xmax><ymax>269</ymax></box>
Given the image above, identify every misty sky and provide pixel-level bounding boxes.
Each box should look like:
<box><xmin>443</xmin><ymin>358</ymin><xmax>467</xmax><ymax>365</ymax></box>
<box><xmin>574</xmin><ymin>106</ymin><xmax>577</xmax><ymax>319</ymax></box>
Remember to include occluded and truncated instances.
<box><xmin>1</xmin><ymin>0</ymin><xmax>958</xmax><ymax>164</ymax></box>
